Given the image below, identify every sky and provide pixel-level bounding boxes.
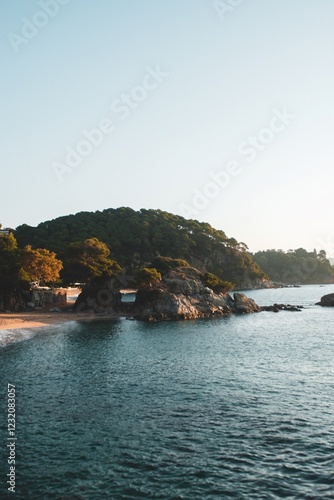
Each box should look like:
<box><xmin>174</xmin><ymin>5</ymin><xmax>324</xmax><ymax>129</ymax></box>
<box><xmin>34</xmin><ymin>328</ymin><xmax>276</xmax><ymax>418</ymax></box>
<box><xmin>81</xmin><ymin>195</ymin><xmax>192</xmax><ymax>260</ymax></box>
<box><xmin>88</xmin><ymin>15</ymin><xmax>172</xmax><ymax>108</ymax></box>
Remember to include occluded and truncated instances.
<box><xmin>1</xmin><ymin>0</ymin><xmax>334</xmax><ymax>256</ymax></box>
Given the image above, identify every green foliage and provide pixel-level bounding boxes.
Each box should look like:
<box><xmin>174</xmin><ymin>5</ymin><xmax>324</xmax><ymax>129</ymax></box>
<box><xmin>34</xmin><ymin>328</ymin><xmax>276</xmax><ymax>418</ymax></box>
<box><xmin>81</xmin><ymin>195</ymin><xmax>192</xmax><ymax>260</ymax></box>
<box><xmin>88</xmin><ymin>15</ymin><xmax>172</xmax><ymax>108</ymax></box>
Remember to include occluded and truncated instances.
<box><xmin>133</xmin><ymin>267</ymin><xmax>162</xmax><ymax>287</ymax></box>
<box><xmin>14</xmin><ymin>207</ymin><xmax>266</xmax><ymax>287</ymax></box>
<box><xmin>21</xmin><ymin>245</ymin><xmax>63</xmax><ymax>285</ymax></box>
<box><xmin>0</xmin><ymin>233</ymin><xmax>21</xmax><ymax>290</ymax></box>
<box><xmin>149</xmin><ymin>256</ymin><xmax>190</xmax><ymax>274</ymax></box>
<box><xmin>0</xmin><ymin>232</ymin><xmax>29</xmax><ymax>308</ymax></box>
<box><xmin>63</xmin><ymin>237</ymin><xmax>121</xmax><ymax>284</ymax></box>
<box><xmin>202</xmin><ymin>272</ymin><xmax>235</xmax><ymax>293</ymax></box>
<box><xmin>253</xmin><ymin>248</ymin><xmax>334</xmax><ymax>284</ymax></box>
<box><xmin>0</xmin><ymin>232</ymin><xmax>17</xmax><ymax>251</ymax></box>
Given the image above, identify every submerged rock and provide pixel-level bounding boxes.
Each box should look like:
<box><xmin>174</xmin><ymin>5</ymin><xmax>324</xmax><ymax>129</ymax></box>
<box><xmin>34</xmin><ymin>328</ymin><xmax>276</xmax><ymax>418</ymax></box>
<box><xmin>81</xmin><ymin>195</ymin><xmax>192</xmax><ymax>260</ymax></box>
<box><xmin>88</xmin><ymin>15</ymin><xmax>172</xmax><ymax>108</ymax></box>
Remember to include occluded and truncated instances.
<box><xmin>316</xmin><ymin>293</ymin><xmax>334</xmax><ymax>307</ymax></box>
<box><xmin>261</xmin><ymin>303</ymin><xmax>303</xmax><ymax>312</ymax></box>
<box><xmin>134</xmin><ymin>266</ymin><xmax>261</xmax><ymax>321</ymax></box>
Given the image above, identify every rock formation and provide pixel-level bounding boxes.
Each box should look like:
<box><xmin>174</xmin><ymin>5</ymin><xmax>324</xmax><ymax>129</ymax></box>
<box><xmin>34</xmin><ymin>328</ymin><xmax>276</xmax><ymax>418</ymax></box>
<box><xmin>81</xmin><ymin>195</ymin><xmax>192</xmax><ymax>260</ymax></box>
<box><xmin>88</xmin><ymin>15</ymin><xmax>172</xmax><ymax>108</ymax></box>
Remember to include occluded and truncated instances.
<box><xmin>261</xmin><ymin>303</ymin><xmax>303</xmax><ymax>312</ymax></box>
<box><xmin>74</xmin><ymin>277</ymin><xmax>121</xmax><ymax>314</ymax></box>
<box><xmin>74</xmin><ymin>266</ymin><xmax>307</xmax><ymax>321</ymax></box>
<box><xmin>134</xmin><ymin>266</ymin><xmax>261</xmax><ymax>321</ymax></box>
<box><xmin>316</xmin><ymin>293</ymin><xmax>334</xmax><ymax>307</ymax></box>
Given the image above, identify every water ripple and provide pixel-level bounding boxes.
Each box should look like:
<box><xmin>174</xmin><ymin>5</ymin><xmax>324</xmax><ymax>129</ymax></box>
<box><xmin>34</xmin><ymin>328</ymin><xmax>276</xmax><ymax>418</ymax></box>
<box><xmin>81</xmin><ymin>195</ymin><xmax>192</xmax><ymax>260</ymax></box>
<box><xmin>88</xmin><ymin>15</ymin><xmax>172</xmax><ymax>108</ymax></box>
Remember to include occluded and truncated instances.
<box><xmin>1</xmin><ymin>286</ymin><xmax>334</xmax><ymax>498</ymax></box>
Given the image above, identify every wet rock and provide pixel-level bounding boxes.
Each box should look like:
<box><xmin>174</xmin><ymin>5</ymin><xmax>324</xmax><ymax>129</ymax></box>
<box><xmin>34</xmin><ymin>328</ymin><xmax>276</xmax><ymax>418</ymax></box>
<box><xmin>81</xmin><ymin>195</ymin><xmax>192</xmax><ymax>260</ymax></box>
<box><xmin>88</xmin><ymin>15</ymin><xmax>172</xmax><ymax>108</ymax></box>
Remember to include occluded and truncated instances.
<box><xmin>261</xmin><ymin>303</ymin><xmax>303</xmax><ymax>312</ymax></box>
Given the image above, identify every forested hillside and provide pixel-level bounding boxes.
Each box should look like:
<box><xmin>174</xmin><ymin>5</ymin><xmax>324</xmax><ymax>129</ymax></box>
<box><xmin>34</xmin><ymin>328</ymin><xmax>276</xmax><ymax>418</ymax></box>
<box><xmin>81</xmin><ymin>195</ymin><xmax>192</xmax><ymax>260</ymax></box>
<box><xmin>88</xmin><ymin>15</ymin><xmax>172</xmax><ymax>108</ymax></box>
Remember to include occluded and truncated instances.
<box><xmin>15</xmin><ymin>207</ymin><xmax>267</xmax><ymax>289</ymax></box>
<box><xmin>253</xmin><ymin>248</ymin><xmax>334</xmax><ymax>284</ymax></box>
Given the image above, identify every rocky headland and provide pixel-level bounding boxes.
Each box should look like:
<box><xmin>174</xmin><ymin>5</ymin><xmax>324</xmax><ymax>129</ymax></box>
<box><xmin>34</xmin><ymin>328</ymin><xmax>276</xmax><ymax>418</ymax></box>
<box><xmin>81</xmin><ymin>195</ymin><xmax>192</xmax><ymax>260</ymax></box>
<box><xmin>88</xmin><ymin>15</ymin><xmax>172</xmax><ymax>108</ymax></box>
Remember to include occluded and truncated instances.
<box><xmin>133</xmin><ymin>266</ymin><xmax>261</xmax><ymax>321</ymax></box>
<box><xmin>74</xmin><ymin>266</ymin><xmax>307</xmax><ymax>322</ymax></box>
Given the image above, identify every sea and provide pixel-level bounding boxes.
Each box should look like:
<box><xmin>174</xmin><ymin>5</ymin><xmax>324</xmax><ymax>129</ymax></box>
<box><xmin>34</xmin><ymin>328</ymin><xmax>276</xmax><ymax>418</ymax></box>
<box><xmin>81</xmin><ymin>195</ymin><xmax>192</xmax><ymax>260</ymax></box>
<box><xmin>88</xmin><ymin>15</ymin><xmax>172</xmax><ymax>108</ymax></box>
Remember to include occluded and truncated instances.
<box><xmin>0</xmin><ymin>285</ymin><xmax>334</xmax><ymax>499</ymax></box>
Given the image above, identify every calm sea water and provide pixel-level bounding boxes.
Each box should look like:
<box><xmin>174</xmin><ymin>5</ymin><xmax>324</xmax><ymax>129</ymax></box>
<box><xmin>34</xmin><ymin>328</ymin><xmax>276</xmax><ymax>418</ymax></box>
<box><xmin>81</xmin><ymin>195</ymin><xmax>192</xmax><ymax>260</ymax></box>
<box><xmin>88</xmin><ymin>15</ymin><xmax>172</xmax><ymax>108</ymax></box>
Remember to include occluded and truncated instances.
<box><xmin>1</xmin><ymin>285</ymin><xmax>334</xmax><ymax>499</ymax></box>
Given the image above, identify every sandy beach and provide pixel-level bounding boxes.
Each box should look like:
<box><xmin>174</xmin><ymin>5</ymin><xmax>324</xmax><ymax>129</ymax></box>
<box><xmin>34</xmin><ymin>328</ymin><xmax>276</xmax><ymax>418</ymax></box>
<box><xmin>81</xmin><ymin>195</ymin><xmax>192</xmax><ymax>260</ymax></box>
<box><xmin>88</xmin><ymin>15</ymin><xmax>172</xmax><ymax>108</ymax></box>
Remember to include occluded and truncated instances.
<box><xmin>0</xmin><ymin>288</ymin><xmax>119</xmax><ymax>331</ymax></box>
<box><xmin>0</xmin><ymin>311</ymin><xmax>121</xmax><ymax>331</ymax></box>
<box><xmin>0</xmin><ymin>312</ymin><xmax>75</xmax><ymax>330</ymax></box>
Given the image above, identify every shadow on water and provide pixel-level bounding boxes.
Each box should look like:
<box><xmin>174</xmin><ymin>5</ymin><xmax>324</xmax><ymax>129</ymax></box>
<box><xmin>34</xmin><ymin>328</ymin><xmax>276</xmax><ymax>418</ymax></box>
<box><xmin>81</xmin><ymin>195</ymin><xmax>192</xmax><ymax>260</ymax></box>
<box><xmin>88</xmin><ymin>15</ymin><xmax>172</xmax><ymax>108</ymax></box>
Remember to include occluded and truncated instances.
<box><xmin>65</xmin><ymin>317</ymin><xmax>122</xmax><ymax>343</ymax></box>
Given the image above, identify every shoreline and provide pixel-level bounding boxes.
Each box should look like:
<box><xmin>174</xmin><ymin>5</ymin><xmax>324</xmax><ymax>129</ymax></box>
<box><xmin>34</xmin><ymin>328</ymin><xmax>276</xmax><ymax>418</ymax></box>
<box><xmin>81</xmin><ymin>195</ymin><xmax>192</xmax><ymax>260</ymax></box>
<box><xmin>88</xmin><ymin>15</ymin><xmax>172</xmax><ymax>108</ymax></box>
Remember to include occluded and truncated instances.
<box><xmin>0</xmin><ymin>311</ymin><xmax>121</xmax><ymax>331</ymax></box>
<box><xmin>0</xmin><ymin>288</ymin><xmax>122</xmax><ymax>331</ymax></box>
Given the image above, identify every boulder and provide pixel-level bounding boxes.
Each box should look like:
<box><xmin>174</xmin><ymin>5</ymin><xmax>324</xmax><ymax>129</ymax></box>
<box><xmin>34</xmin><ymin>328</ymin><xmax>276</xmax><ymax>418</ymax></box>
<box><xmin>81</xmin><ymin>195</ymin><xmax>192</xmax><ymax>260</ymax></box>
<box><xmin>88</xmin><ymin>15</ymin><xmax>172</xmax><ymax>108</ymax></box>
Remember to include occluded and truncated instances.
<box><xmin>231</xmin><ymin>292</ymin><xmax>261</xmax><ymax>314</ymax></box>
<box><xmin>316</xmin><ymin>293</ymin><xmax>334</xmax><ymax>307</ymax></box>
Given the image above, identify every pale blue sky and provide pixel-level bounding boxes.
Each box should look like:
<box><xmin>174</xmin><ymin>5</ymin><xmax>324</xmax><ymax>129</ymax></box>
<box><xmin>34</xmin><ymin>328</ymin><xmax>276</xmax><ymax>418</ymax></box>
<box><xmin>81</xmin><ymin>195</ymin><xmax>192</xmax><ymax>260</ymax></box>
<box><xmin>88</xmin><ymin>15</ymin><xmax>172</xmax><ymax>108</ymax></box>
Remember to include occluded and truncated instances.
<box><xmin>1</xmin><ymin>0</ymin><xmax>333</xmax><ymax>255</ymax></box>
